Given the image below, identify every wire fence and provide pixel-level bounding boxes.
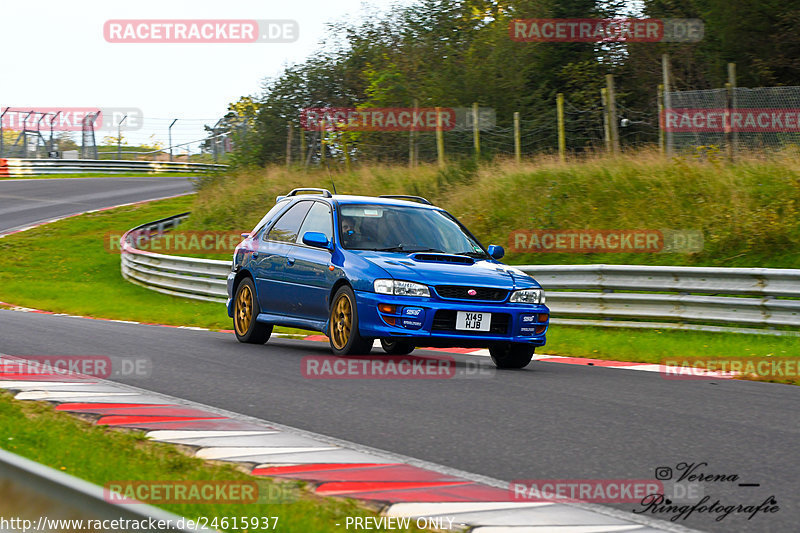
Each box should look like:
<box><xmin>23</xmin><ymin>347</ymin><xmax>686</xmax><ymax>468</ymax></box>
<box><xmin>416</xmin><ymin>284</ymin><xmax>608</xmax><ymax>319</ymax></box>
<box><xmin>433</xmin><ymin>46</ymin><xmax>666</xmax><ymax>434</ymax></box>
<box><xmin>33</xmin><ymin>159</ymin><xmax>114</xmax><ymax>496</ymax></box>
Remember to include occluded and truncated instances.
<box><xmin>276</xmin><ymin>82</ymin><xmax>800</xmax><ymax>167</ymax></box>
<box><xmin>282</xmin><ymin>94</ymin><xmax>656</xmax><ymax>167</ymax></box>
<box><xmin>665</xmin><ymin>86</ymin><xmax>800</xmax><ymax>155</ymax></box>
<box><xmin>6</xmin><ymin>83</ymin><xmax>798</xmax><ymax>165</ymax></box>
<box><xmin>0</xmin><ymin>109</ymin><xmax>229</xmax><ymax>162</ymax></box>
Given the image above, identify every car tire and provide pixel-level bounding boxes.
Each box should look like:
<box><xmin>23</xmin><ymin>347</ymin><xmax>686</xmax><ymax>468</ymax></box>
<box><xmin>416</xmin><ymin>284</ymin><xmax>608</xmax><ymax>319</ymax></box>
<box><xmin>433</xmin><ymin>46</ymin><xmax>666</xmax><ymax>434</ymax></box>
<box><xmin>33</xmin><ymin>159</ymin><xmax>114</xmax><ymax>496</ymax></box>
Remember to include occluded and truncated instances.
<box><xmin>380</xmin><ymin>339</ymin><xmax>415</xmax><ymax>355</ymax></box>
<box><xmin>233</xmin><ymin>277</ymin><xmax>272</xmax><ymax>344</ymax></box>
<box><xmin>329</xmin><ymin>286</ymin><xmax>374</xmax><ymax>355</ymax></box>
<box><xmin>489</xmin><ymin>342</ymin><xmax>534</xmax><ymax>369</ymax></box>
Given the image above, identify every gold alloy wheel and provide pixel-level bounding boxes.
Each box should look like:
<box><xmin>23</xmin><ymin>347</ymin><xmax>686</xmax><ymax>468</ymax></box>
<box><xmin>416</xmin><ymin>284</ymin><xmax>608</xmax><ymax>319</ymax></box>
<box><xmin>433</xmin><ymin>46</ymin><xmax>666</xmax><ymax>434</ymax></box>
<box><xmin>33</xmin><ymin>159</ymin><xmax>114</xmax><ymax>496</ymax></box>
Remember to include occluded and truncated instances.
<box><xmin>235</xmin><ymin>284</ymin><xmax>253</xmax><ymax>335</ymax></box>
<box><xmin>331</xmin><ymin>294</ymin><xmax>352</xmax><ymax>350</ymax></box>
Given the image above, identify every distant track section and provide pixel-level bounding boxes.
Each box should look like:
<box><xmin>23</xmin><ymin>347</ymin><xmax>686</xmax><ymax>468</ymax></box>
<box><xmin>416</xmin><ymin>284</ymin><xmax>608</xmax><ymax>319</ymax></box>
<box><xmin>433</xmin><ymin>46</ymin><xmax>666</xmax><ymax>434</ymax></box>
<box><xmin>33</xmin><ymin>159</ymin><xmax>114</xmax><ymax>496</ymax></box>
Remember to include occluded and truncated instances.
<box><xmin>0</xmin><ymin>158</ymin><xmax>225</xmax><ymax>177</ymax></box>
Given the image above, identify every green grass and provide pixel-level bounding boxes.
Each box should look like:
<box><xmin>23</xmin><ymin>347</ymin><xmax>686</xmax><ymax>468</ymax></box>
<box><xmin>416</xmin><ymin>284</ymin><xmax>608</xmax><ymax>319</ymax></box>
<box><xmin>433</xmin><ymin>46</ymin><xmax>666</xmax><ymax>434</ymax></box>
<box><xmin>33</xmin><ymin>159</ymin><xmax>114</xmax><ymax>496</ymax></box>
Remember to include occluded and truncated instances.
<box><xmin>0</xmin><ymin>196</ymin><xmax>311</xmax><ymax>337</ymax></box>
<box><xmin>0</xmin><ymin>392</ymin><xmax>423</xmax><ymax>532</ymax></box>
<box><xmin>185</xmin><ymin>151</ymin><xmax>800</xmax><ymax>268</ymax></box>
<box><xmin>0</xmin><ymin>185</ymin><xmax>795</xmax><ymax>384</ymax></box>
<box><xmin>545</xmin><ymin>326</ymin><xmax>800</xmax><ymax>384</ymax></box>
<box><xmin>0</xmin><ymin>195</ymin><xmax>230</xmax><ymax>330</ymax></box>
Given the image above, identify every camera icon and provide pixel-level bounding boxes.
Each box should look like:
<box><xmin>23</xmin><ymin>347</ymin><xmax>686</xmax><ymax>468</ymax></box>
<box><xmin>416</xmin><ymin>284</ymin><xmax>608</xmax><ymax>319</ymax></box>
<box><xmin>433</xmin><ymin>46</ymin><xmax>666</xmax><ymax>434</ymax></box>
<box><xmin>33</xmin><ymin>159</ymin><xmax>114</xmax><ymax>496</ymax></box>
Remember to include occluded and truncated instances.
<box><xmin>655</xmin><ymin>467</ymin><xmax>673</xmax><ymax>480</ymax></box>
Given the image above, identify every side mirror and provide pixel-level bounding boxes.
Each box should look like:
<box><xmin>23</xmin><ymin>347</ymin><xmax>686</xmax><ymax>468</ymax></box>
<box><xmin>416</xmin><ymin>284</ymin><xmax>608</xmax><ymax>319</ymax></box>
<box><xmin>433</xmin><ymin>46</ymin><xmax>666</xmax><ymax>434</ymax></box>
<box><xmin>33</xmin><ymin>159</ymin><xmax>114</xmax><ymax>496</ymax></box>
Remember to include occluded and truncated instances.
<box><xmin>487</xmin><ymin>245</ymin><xmax>505</xmax><ymax>260</ymax></box>
<box><xmin>302</xmin><ymin>231</ymin><xmax>332</xmax><ymax>250</ymax></box>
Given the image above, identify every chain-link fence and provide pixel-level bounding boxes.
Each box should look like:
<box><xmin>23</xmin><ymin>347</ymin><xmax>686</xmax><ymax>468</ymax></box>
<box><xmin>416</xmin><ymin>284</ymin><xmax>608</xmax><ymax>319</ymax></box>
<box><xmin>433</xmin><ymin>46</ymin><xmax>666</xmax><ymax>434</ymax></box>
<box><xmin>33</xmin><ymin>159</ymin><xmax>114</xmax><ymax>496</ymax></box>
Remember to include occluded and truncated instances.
<box><xmin>665</xmin><ymin>86</ymin><xmax>800</xmax><ymax>155</ymax></box>
<box><xmin>0</xmin><ymin>109</ymin><xmax>229</xmax><ymax>162</ymax></box>
<box><xmin>275</xmin><ymin>82</ymin><xmax>800</xmax><ymax>167</ymax></box>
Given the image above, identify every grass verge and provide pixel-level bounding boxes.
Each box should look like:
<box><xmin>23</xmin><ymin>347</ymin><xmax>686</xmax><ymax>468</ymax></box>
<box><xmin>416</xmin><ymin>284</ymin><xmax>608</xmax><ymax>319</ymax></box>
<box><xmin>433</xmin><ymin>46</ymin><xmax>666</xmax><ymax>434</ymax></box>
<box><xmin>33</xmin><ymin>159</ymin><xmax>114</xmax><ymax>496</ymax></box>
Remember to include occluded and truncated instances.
<box><xmin>0</xmin><ymin>195</ymin><xmax>229</xmax><ymax>330</ymax></box>
<box><xmin>0</xmin><ymin>392</ymin><xmax>423</xmax><ymax>532</ymax></box>
<box><xmin>0</xmin><ymin>195</ymin><xmax>795</xmax><ymax>383</ymax></box>
<box><xmin>544</xmin><ymin>326</ymin><xmax>800</xmax><ymax>385</ymax></box>
<box><xmin>185</xmin><ymin>152</ymin><xmax>800</xmax><ymax>268</ymax></box>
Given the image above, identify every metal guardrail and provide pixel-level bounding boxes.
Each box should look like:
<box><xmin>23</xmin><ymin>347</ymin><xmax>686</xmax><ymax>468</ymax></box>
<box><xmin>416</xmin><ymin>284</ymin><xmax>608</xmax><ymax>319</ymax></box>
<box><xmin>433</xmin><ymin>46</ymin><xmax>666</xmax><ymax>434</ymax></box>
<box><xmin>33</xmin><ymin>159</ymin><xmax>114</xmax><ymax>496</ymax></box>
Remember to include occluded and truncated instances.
<box><xmin>0</xmin><ymin>448</ymin><xmax>207</xmax><ymax>532</ymax></box>
<box><xmin>120</xmin><ymin>214</ymin><xmax>800</xmax><ymax>335</ymax></box>
<box><xmin>0</xmin><ymin>158</ymin><xmax>226</xmax><ymax>176</ymax></box>
<box><xmin>121</xmin><ymin>214</ymin><xmax>231</xmax><ymax>303</ymax></box>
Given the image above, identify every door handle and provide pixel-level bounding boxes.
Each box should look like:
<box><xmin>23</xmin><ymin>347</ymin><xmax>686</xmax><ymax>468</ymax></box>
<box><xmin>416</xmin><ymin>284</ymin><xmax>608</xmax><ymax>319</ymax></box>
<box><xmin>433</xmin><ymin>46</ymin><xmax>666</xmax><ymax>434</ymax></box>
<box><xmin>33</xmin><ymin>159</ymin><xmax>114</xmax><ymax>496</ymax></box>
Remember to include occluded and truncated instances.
<box><xmin>287</xmin><ymin>257</ymin><xmax>296</xmax><ymax>266</ymax></box>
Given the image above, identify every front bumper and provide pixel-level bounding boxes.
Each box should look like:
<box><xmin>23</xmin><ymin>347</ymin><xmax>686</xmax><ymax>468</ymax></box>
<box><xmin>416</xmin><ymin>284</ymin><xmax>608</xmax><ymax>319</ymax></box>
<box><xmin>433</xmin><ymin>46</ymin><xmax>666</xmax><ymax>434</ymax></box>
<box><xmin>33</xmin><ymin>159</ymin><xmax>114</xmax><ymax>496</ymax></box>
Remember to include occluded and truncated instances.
<box><xmin>354</xmin><ymin>290</ymin><xmax>549</xmax><ymax>347</ymax></box>
<box><xmin>226</xmin><ymin>271</ymin><xmax>236</xmax><ymax>317</ymax></box>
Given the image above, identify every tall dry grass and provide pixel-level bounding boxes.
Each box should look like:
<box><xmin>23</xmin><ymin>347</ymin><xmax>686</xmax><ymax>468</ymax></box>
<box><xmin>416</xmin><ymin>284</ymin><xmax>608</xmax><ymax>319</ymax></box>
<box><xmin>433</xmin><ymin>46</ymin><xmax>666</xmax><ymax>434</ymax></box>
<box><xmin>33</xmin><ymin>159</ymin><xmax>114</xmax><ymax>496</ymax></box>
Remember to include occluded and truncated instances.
<box><xmin>186</xmin><ymin>150</ymin><xmax>800</xmax><ymax>267</ymax></box>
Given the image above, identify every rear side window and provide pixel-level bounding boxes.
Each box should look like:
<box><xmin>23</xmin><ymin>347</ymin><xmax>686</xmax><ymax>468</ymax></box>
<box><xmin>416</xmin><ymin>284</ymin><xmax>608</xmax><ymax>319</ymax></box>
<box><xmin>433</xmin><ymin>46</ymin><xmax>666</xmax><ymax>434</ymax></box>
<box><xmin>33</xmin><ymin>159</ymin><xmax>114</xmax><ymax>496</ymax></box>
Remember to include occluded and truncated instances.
<box><xmin>296</xmin><ymin>202</ymin><xmax>333</xmax><ymax>243</ymax></box>
<box><xmin>252</xmin><ymin>200</ymin><xmax>290</xmax><ymax>236</ymax></box>
<box><xmin>266</xmin><ymin>201</ymin><xmax>312</xmax><ymax>242</ymax></box>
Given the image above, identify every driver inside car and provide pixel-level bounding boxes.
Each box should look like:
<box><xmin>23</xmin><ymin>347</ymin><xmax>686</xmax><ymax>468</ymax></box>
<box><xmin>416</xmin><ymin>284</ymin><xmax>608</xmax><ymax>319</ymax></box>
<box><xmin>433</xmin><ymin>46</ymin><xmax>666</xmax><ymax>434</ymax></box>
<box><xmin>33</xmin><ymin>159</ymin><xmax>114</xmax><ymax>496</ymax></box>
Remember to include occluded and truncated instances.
<box><xmin>341</xmin><ymin>216</ymin><xmax>359</xmax><ymax>246</ymax></box>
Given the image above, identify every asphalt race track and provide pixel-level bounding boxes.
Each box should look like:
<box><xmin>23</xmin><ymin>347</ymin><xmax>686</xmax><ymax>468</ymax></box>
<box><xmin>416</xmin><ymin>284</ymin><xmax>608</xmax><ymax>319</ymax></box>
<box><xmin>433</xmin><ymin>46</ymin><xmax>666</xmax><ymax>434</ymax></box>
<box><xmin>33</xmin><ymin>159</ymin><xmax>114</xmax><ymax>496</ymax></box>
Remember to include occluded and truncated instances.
<box><xmin>0</xmin><ymin>176</ymin><xmax>195</xmax><ymax>235</ymax></box>
<box><xmin>1</xmin><ymin>178</ymin><xmax>797</xmax><ymax>532</ymax></box>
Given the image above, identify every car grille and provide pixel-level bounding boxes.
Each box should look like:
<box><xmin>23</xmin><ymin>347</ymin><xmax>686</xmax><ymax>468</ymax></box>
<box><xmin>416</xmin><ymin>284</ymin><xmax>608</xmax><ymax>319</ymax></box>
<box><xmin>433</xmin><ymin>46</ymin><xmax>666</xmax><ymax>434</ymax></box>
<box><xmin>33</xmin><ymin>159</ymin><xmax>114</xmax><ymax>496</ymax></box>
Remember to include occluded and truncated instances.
<box><xmin>435</xmin><ymin>285</ymin><xmax>508</xmax><ymax>301</ymax></box>
<box><xmin>431</xmin><ymin>310</ymin><xmax>510</xmax><ymax>334</ymax></box>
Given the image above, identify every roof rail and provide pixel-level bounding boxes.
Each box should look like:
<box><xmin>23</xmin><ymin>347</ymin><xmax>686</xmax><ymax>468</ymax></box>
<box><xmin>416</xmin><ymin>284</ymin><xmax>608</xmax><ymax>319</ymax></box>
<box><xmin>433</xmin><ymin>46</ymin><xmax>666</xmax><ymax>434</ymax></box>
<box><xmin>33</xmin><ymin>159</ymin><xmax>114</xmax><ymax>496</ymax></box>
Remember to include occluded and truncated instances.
<box><xmin>276</xmin><ymin>188</ymin><xmax>333</xmax><ymax>203</ymax></box>
<box><xmin>286</xmin><ymin>188</ymin><xmax>333</xmax><ymax>198</ymax></box>
<box><xmin>378</xmin><ymin>195</ymin><xmax>432</xmax><ymax>205</ymax></box>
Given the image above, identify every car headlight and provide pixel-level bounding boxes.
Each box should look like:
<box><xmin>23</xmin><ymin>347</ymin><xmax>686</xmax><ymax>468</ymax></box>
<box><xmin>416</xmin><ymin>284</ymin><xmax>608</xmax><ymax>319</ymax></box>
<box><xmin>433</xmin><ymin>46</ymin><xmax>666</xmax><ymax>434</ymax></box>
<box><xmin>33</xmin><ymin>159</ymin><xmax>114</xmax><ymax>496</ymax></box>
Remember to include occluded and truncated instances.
<box><xmin>374</xmin><ymin>279</ymin><xmax>430</xmax><ymax>297</ymax></box>
<box><xmin>509</xmin><ymin>288</ymin><xmax>545</xmax><ymax>304</ymax></box>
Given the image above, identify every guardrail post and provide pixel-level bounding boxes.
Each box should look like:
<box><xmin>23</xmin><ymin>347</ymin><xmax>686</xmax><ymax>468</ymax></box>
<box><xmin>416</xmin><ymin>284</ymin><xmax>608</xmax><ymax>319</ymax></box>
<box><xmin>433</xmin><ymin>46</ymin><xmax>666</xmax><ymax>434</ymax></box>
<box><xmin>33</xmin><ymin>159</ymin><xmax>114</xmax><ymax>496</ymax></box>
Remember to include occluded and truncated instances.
<box><xmin>606</xmin><ymin>75</ymin><xmax>619</xmax><ymax>154</ymax></box>
<box><xmin>472</xmin><ymin>102</ymin><xmax>480</xmax><ymax>160</ymax></box>
<box><xmin>436</xmin><ymin>107</ymin><xmax>445</xmax><ymax>168</ymax></box>
<box><xmin>556</xmin><ymin>94</ymin><xmax>565</xmax><ymax>162</ymax></box>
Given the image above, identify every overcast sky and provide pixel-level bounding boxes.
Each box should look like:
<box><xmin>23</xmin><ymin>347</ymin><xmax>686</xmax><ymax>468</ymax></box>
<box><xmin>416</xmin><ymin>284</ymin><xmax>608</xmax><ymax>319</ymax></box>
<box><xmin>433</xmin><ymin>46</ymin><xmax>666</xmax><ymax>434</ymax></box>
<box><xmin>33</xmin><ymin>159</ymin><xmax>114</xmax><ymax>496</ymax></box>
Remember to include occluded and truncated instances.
<box><xmin>2</xmin><ymin>0</ymin><xmax>408</xmax><ymax>148</ymax></box>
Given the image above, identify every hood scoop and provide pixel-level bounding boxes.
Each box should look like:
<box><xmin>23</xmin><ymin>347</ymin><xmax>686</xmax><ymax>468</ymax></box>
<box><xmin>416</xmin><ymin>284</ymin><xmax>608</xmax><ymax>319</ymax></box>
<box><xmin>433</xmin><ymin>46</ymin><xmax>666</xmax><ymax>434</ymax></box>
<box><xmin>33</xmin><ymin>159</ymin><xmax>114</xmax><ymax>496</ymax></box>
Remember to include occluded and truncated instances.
<box><xmin>410</xmin><ymin>253</ymin><xmax>475</xmax><ymax>265</ymax></box>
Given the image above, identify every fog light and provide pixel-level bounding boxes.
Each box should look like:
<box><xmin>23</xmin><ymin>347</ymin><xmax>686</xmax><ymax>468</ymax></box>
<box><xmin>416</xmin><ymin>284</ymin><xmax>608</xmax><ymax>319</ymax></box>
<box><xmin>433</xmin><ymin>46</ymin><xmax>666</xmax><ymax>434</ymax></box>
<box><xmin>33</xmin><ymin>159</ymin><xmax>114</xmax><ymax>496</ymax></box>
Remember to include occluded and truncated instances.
<box><xmin>384</xmin><ymin>316</ymin><xmax>397</xmax><ymax>326</ymax></box>
<box><xmin>378</xmin><ymin>304</ymin><xmax>396</xmax><ymax>314</ymax></box>
<box><xmin>535</xmin><ymin>325</ymin><xmax>546</xmax><ymax>334</ymax></box>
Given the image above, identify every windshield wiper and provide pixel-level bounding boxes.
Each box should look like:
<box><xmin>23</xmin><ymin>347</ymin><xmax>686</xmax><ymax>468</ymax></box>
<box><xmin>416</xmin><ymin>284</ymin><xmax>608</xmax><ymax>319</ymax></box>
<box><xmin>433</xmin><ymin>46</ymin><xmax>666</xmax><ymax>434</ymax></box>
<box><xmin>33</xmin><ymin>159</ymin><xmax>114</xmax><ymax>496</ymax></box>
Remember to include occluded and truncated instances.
<box><xmin>373</xmin><ymin>245</ymin><xmax>444</xmax><ymax>253</ymax></box>
<box><xmin>455</xmin><ymin>251</ymin><xmax>490</xmax><ymax>258</ymax></box>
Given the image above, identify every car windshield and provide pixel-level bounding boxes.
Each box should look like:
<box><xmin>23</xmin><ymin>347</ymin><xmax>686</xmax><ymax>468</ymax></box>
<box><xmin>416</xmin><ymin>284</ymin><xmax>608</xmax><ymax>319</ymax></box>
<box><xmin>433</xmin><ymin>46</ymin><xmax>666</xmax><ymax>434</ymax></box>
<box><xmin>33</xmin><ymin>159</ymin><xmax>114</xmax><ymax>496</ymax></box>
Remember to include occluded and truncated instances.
<box><xmin>338</xmin><ymin>204</ymin><xmax>488</xmax><ymax>258</ymax></box>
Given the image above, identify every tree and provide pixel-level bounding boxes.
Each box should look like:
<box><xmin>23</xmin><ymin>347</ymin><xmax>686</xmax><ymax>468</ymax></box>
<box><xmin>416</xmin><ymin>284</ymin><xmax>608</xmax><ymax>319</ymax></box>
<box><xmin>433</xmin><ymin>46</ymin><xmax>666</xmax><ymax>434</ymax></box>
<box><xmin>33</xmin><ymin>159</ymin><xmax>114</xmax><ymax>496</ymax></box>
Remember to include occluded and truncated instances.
<box><xmin>55</xmin><ymin>132</ymin><xmax>78</xmax><ymax>151</ymax></box>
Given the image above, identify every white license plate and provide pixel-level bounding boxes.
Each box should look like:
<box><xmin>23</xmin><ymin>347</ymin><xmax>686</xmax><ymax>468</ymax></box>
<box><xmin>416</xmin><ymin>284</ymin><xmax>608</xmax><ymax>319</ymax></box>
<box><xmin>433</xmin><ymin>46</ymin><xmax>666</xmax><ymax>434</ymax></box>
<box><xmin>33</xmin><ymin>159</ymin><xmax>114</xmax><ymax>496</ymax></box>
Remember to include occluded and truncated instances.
<box><xmin>456</xmin><ymin>311</ymin><xmax>491</xmax><ymax>331</ymax></box>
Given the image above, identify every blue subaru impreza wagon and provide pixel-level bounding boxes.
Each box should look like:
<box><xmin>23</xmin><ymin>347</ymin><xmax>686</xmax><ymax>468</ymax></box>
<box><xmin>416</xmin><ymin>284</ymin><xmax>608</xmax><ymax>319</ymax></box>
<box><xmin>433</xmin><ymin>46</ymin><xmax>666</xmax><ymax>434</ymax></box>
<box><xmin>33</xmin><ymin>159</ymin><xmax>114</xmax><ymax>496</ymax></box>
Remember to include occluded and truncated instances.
<box><xmin>227</xmin><ymin>188</ymin><xmax>549</xmax><ymax>369</ymax></box>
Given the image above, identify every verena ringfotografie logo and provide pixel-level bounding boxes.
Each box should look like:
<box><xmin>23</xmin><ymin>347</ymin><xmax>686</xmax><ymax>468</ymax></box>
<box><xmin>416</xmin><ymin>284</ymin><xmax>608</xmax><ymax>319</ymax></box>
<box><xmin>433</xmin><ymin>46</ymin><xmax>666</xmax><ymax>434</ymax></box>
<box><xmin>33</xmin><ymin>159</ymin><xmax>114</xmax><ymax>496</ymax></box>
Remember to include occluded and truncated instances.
<box><xmin>510</xmin><ymin>18</ymin><xmax>703</xmax><ymax>43</ymax></box>
<box><xmin>663</xmin><ymin>108</ymin><xmax>800</xmax><ymax>132</ymax></box>
<box><xmin>300</xmin><ymin>108</ymin><xmax>457</xmax><ymax>132</ymax></box>
<box><xmin>104</xmin><ymin>20</ymin><xmax>298</xmax><ymax>43</ymax></box>
<box><xmin>509</xmin><ymin>229</ymin><xmax>703</xmax><ymax>254</ymax></box>
<box><xmin>0</xmin><ymin>107</ymin><xmax>143</xmax><ymax>132</ymax></box>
